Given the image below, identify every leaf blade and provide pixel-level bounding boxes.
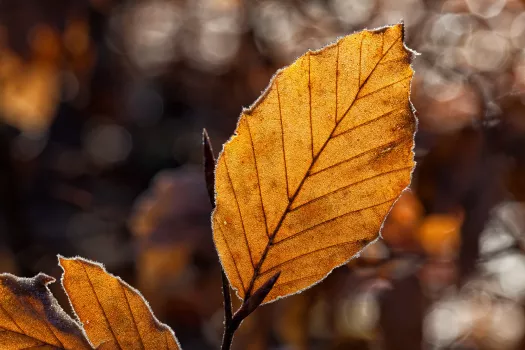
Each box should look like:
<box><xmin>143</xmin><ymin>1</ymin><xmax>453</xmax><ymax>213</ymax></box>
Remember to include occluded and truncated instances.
<box><xmin>59</xmin><ymin>257</ymin><xmax>180</xmax><ymax>350</ymax></box>
<box><xmin>213</xmin><ymin>23</ymin><xmax>416</xmax><ymax>303</ymax></box>
<box><xmin>0</xmin><ymin>273</ymin><xmax>92</xmax><ymax>350</ymax></box>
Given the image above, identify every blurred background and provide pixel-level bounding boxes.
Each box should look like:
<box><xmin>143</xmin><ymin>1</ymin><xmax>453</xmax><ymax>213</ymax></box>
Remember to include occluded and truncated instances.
<box><xmin>1</xmin><ymin>0</ymin><xmax>525</xmax><ymax>349</ymax></box>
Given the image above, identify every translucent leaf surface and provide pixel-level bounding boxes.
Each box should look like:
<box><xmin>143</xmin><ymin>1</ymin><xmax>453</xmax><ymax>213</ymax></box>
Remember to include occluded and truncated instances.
<box><xmin>0</xmin><ymin>273</ymin><xmax>92</xmax><ymax>349</ymax></box>
<box><xmin>212</xmin><ymin>23</ymin><xmax>417</xmax><ymax>303</ymax></box>
<box><xmin>60</xmin><ymin>257</ymin><xmax>180</xmax><ymax>350</ymax></box>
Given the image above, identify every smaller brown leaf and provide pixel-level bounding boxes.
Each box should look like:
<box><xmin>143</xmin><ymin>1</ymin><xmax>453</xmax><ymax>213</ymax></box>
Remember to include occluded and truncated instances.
<box><xmin>59</xmin><ymin>256</ymin><xmax>180</xmax><ymax>350</ymax></box>
<box><xmin>0</xmin><ymin>273</ymin><xmax>92</xmax><ymax>350</ymax></box>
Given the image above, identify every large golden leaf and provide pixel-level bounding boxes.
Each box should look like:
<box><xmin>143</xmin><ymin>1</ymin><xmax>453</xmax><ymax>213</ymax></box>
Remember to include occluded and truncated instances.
<box><xmin>0</xmin><ymin>273</ymin><xmax>92</xmax><ymax>349</ymax></box>
<box><xmin>59</xmin><ymin>257</ymin><xmax>180</xmax><ymax>350</ymax></box>
<box><xmin>213</xmin><ymin>24</ymin><xmax>416</xmax><ymax>303</ymax></box>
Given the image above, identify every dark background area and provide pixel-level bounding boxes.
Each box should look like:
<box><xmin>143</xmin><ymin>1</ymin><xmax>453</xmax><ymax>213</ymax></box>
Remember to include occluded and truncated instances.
<box><xmin>1</xmin><ymin>0</ymin><xmax>525</xmax><ymax>349</ymax></box>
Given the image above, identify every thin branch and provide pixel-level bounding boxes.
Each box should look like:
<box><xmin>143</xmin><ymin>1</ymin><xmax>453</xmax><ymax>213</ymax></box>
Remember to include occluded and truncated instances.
<box><xmin>221</xmin><ymin>272</ymin><xmax>281</xmax><ymax>350</ymax></box>
<box><xmin>221</xmin><ymin>269</ymin><xmax>233</xmax><ymax>323</ymax></box>
<box><xmin>202</xmin><ymin>129</ymin><xmax>234</xmax><ymax>344</ymax></box>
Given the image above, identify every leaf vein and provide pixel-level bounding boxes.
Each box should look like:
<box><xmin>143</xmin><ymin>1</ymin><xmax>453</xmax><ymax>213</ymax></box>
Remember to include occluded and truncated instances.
<box><xmin>290</xmin><ymin>166</ymin><xmax>412</xmax><ymax>212</ymax></box>
<box><xmin>379</xmin><ymin>56</ymin><xmax>406</xmax><ymax>65</ymax></box>
<box><xmin>246</xmin><ymin>119</ymin><xmax>269</xmax><ymax>239</ymax></box>
<box><xmin>309</xmin><ymin>133</ymin><xmax>411</xmax><ymax>177</ymax></box>
<box><xmin>358</xmin><ymin>35</ymin><xmax>363</xmax><ymax>89</ymax></box>
<box><xmin>330</xmin><ymin>107</ymin><xmax>406</xmax><ymax>141</ymax></box>
<box><xmin>1</xmin><ymin>289</ymin><xmax>64</xmax><ymax>348</ymax></box>
<box><xmin>224</xmin><ymin>155</ymin><xmax>255</xmax><ymax>269</ymax></box>
<box><xmin>309</xmin><ymin>52</ymin><xmax>313</xmax><ymax>160</ymax></box>
<box><xmin>18</xmin><ymin>344</ymin><xmax>52</xmax><ymax>349</ymax></box>
<box><xmin>25</xmin><ymin>300</ymin><xmax>65</xmax><ymax>349</ymax></box>
<box><xmin>273</xmin><ymin>273</ymin><xmax>326</xmax><ymax>289</ymax></box>
<box><xmin>276</xmin><ymin>80</ymin><xmax>290</xmax><ymax>199</ymax></box>
<box><xmin>0</xmin><ymin>301</ymin><xmax>24</xmax><ymax>334</ymax></box>
<box><xmin>276</xmin><ymin>196</ymin><xmax>397</xmax><ymax>246</ymax></box>
<box><xmin>338</xmin><ymin>32</ymin><xmax>402</xmax><ymax>123</ymax></box>
<box><xmin>0</xmin><ymin>328</ymin><xmax>49</xmax><ymax>348</ymax></box>
<box><xmin>260</xmin><ymin>239</ymin><xmax>369</xmax><ymax>278</ymax></box>
<box><xmin>120</xmin><ymin>285</ymin><xmax>145</xmax><ymax>350</ymax></box>
<box><xmin>335</xmin><ymin>41</ymin><xmax>339</xmax><ymax>125</ymax></box>
<box><xmin>217</xmin><ymin>224</ymin><xmax>247</xmax><ymax>293</ymax></box>
<box><xmin>80</xmin><ymin>263</ymin><xmax>123</xmax><ymax>350</ymax></box>
<box><xmin>356</xmin><ymin>75</ymin><xmax>411</xmax><ymax>101</ymax></box>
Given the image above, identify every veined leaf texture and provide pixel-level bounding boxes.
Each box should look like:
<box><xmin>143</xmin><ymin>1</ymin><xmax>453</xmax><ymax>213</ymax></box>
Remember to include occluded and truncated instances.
<box><xmin>0</xmin><ymin>273</ymin><xmax>92</xmax><ymax>349</ymax></box>
<box><xmin>60</xmin><ymin>257</ymin><xmax>180</xmax><ymax>350</ymax></box>
<box><xmin>0</xmin><ymin>257</ymin><xmax>181</xmax><ymax>349</ymax></box>
<box><xmin>213</xmin><ymin>23</ymin><xmax>417</xmax><ymax>303</ymax></box>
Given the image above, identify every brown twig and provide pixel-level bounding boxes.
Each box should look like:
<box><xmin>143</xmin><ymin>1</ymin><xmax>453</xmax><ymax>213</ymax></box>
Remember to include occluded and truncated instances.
<box><xmin>221</xmin><ymin>272</ymin><xmax>281</xmax><ymax>350</ymax></box>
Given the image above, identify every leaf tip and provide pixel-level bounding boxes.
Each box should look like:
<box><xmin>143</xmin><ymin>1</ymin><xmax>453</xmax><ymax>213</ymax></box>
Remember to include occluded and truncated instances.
<box><xmin>58</xmin><ymin>255</ymin><xmax>106</xmax><ymax>275</ymax></box>
<box><xmin>57</xmin><ymin>255</ymin><xmax>78</xmax><ymax>270</ymax></box>
<box><xmin>57</xmin><ymin>254</ymin><xmax>66</xmax><ymax>264</ymax></box>
<box><xmin>202</xmin><ymin>127</ymin><xmax>210</xmax><ymax>142</ymax></box>
<box><xmin>203</xmin><ymin>127</ymin><xmax>216</xmax><ymax>207</ymax></box>
<box><xmin>35</xmin><ymin>272</ymin><xmax>55</xmax><ymax>285</ymax></box>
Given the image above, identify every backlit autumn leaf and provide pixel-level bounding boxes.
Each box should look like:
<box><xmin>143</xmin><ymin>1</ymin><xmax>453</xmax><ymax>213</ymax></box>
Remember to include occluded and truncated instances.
<box><xmin>60</xmin><ymin>257</ymin><xmax>181</xmax><ymax>350</ymax></box>
<box><xmin>0</xmin><ymin>273</ymin><xmax>92</xmax><ymax>349</ymax></box>
<box><xmin>212</xmin><ymin>23</ymin><xmax>416</xmax><ymax>303</ymax></box>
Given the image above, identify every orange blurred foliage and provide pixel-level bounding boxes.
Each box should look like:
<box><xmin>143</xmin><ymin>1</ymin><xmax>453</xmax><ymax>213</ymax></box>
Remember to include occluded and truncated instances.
<box><xmin>381</xmin><ymin>190</ymin><xmax>424</xmax><ymax>249</ymax></box>
<box><xmin>417</xmin><ymin>213</ymin><xmax>463</xmax><ymax>258</ymax></box>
